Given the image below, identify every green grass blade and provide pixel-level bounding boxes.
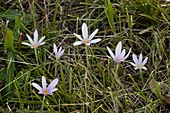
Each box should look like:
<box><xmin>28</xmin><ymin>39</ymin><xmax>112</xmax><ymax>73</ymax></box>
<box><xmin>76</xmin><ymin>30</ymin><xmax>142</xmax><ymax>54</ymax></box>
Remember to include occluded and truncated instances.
<box><xmin>104</xmin><ymin>0</ymin><xmax>115</xmax><ymax>34</ymax></box>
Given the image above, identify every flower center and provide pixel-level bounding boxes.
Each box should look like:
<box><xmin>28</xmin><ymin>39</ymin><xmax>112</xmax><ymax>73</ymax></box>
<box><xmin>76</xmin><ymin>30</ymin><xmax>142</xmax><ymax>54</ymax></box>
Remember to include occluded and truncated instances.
<box><xmin>115</xmin><ymin>57</ymin><xmax>120</xmax><ymax>63</ymax></box>
<box><xmin>138</xmin><ymin>63</ymin><xmax>143</xmax><ymax>69</ymax></box>
<box><xmin>33</xmin><ymin>44</ymin><xmax>38</xmax><ymax>48</ymax></box>
<box><xmin>83</xmin><ymin>38</ymin><xmax>89</xmax><ymax>45</ymax></box>
<box><xmin>43</xmin><ymin>88</ymin><xmax>49</xmax><ymax>95</ymax></box>
<box><xmin>55</xmin><ymin>53</ymin><xmax>60</xmax><ymax>59</ymax></box>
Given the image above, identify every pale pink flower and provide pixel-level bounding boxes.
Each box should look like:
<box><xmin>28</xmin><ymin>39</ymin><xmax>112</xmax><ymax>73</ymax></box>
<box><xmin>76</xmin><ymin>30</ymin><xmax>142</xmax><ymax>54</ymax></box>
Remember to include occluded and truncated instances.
<box><xmin>73</xmin><ymin>22</ymin><xmax>101</xmax><ymax>46</ymax></box>
<box><xmin>130</xmin><ymin>53</ymin><xmax>148</xmax><ymax>70</ymax></box>
<box><xmin>22</xmin><ymin>29</ymin><xmax>45</xmax><ymax>49</ymax></box>
<box><xmin>53</xmin><ymin>43</ymin><xmax>64</xmax><ymax>59</ymax></box>
<box><xmin>32</xmin><ymin>76</ymin><xmax>58</xmax><ymax>95</ymax></box>
<box><xmin>107</xmin><ymin>41</ymin><xmax>131</xmax><ymax>63</ymax></box>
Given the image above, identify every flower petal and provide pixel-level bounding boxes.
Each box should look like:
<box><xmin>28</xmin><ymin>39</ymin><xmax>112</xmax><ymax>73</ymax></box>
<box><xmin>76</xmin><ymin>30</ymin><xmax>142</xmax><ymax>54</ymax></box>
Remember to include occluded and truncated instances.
<box><xmin>47</xmin><ymin>78</ymin><xmax>58</xmax><ymax>91</ymax></box>
<box><xmin>82</xmin><ymin>22</ymin><xmax>88</xmax><ymax>39</ymax></box>
<box><xmin>73</xmin><ymin>41</ymin><xmax>83</xmax><ymax>46</ymax></box>
<box><xmin>50</xmin><ymin>88</ymin><xmax>58</xmax><ymax>93</ymax></box>
<box><xmin>132</xmin><ymin>54</ymin><xmax>138</xmax><ymax>64</ymax></box>
<box><xmin>142</xmin><ymin>66</ymin><xmax>147</xmax><ymax>70</ymax></box>
<box><xmin>38</xmin><ymin>36</ymin><xmax>45</xmax><ymax>45</ymax></box>
<box><xmin>107</xmin><ymin>46</ymin><xmax>115</xmax><ymax>60</ymax></box>
<box><xmin>129</xmin><ymin>62</ymin><xmax>136</xmax><ymax>67</ymax></box>
<box><xmin>89</xmin><ymin>29</ymin><xmax>99</xmax><ymax>40</ymax></box>
<box><xmin>120</xmin><ymin>49</ymin><xmax>125</xmax><ymax>60</ymax></box>
<box><xmin>142</xmin><ymin>57</ymin><xmax>148</xmax><ymax>65</ymax></box>
<box><xmin>58</xmin><ymin>47</ymin><xmax>62</xmax><ymax>53</ymax></box>
<box><xmin>34</xmin><ymin>29</ymin><xmax>38</xmax><ymax>43</ymax></box>
<box><xmin>39</xmin><ymin>42</ymin><xmax>45</xmax><ymax>46</ymax></box>
<box><xmin>53</xmin><ymin>43</ymin><xmax>57</xmax><ymax>53</ymax></box>
<box><xmin>123</xmin><ymin>48</ymin><xmax>131</xmax><ymax>60</ymax></box>
<box><xmin>134</xmin><ymin>67</ymin><xmax>138</xmax><ymax>70</ymax></box>
<box><xmin>139</xmin><ymin>53</ymin><xmax>143</xmax><ymax>63</ymax></box>
<box><xmin>59</xmin><ymin>50</ymin><xmax>64</xmax><ymax>57</ymax></box>
<box><xmin>90</xmin><ymin>38</ymin><xmax>101</xmax><ymax>44</ymax></box>
<box><xmin>32</xmin><ymin>83</ymin><xmax>43</xmax><ymax>92</ymax></box>
<box><xmin>116</xmin><ymin>41</ymin><xmax>122</xmax><ymax>56</ymax></box>
<box><xmin>42</xmin><ymin>76</ymin><xmax>47</xmax><ymax>89</ymax></box>
<box><xmin>26</xmin><ymin>34</ymin><xmax>34</xmax><ymax>45</ymax></box>
<box><xmin>74</xmin><ymin>33</ymin><xmax>83</xmax><ymax>41</ymax></box>
<box><xmin>22</xmin><ymin>42</ymin><xmax>32</xmax><ymax>47</ymax></box>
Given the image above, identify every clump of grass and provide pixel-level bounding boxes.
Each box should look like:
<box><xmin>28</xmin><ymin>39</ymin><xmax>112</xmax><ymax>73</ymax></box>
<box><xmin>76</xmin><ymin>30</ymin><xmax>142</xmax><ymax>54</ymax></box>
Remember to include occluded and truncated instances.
<box><xmin>0</xmin><ymin>0</ymin><xmax>170</xmax><ymax>112</ymax></box>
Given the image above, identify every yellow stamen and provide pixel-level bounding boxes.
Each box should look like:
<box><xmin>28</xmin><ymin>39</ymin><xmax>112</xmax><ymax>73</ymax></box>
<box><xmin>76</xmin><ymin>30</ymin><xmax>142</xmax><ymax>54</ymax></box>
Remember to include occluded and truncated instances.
<box><xmin>43</xmin><ymin>89</ymin><xmax>49</xmax><ymax>95</ymax></box>
<box><xmin>115</xmin><ymin>57</ymin><xmax>120</xmax><ymax>63</ymax></box>
<box><xmin>33</xmin><ymin>44</ymin><xmax>38</xmax><ymax>48</ymax></box>
<box><xmin>138</xmin><ymin>64</ymin><xmax>143</xmax><ymax>69</ymax></box>
<box><xmin>84</xmin><ymin>39</ymin><xmax>89</xmax><ymax>45</ymax></box>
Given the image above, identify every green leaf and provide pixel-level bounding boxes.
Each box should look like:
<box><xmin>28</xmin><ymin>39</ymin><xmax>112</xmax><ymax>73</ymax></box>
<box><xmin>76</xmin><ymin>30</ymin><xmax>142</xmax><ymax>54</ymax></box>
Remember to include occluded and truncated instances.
<box><xmin>105</xmin><ymin>0</ymin><xmax>115</xmax><ymax>34</ymax></box>
<box><xmin>13</xmin><ymin>16</ymin><xmax>21</xmax><ymax>38</ymax></box>
<box><xmin>5</xmin><ymin>29</ymin><xmax>14</xmax><ymax>52</ymax></box>
<box><xmin>6</xmin><ymin>52</ymin><xmax>14</xmax><ymax>93</ymax></box>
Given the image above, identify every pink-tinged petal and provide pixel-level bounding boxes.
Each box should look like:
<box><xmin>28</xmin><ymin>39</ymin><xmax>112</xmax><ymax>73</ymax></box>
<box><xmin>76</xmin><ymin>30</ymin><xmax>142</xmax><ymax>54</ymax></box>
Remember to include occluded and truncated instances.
<box><xmin>22</xmin><ymin>42</ymin><xmax>32</xmax><ymax>47</ymax></box>
<box><xmin>34</xmin><ymin>29</ymin><xmax>38</xmax><ymax>43</ymax></box>
<box><xmin>61</xmin><ymin>50</ymin><xmax>64</xmax><ymax>56</ymax></box>
<box><xmin>42</xmin><ymin>76</ymin><xmax>47</xmax><ymax>89</ymax></box>
<box><xmin>129</xmin><ymin>62</ymin><xmax>136</xmax><ymax>67</ymax></box>
<box><xmin>89</xmin><ymin>29</ymin><xmax>99</xmax><ymax>40</ymax></box>
<box><xmin>142</xmin><ymin>57</ymin><xmax>148</xmax><ymax>65</ymax></box>
<box><xmin>53</xmin><ymin>43</ymin><xmax>57</xmax><ymax>53</ymax></box>
<box><xmin>32</xmin><ymin>83</ymin><xmax>43</xmax><ymax>92</ymax></box>
<box><xmin>139</xmin><ymin>53</ymin><xmax>143</xmax><ymax>63</ymax></box>
<box><xmin>47</xmin><ymin>78</ymin><xmax>58</xmax><ymax>91</ymax></box>
<box><xmin>82</xmin><ymin>22</ymin><xmax>88</xmax><ymax>39</ymax></box>
<box><xmin>86</xmin><ymin>42</ymin><xmax>91</xmax><ymax>46</ymax></box>
<box><xmin>132</xmin><ymin>54</ymin><xmax>138</xmax><ymax>64</ymax></box>
<box><xmin>120</xmin><ymin>49</ymin><xmax>125</xmax><ymax>60</ymax></box>
<box><xmin>73</xmin><ymin>41</ymin><xmax>83</xmax><ymax>46</ymax></box>
<box><xmin>123</xmin><ymin>48</ymin><xmax>131</xmax><ymax>60</ymax></box>
<box><xmin>116</xmin><ymin>41</ymin><xmax>122</xmax><ymax>56</ymax></box>
<box><xmin>107</xmin><ymin>46</ymin><xmax>115</xmax><ymax>60</ymax></box>
<box><xmin>50</xmin><ymin>88</ymin><xmax>58</xmax><ymax>93</ymax></box>
<box><xmin>38</xmin><ymin>92</ymin><xmax>44</xmax><ymax>94</ymax></box>
<box><xmin>134</xmin><ymin>67</ymin><xmax>138</xmax><ymax>70</ymax></box>
<box><xmin>39</xmin><ymin>42</ymin><xmax>45</xmax><ymax>46</ymax></box>
<box><xmin>74</xmin><ymin>33</ymin><xmax>83</xmax><ymax>41</ymax></box>
<box><xmin>26</xmin><ymin>34</ymin><xmax>34</xmax><ymax>45</ymax></box>
<box><xmin>142</xmin><ymin>66</ymin><xmax>147</xmax><ymax>70</ymax></box>
<box><xmin>58</xmin><ymin>47</ymin><xmax>62</xmax><ymax>53</ymax></box>
<box><xmin>38</xmin><ymin>36</ymin><xmax>45</xmax><ymax>45</ymax></box>
<box><xmin>90</xmin><ymin>38</ymin><xmax>101</xmax><ymax>44</ymax></box>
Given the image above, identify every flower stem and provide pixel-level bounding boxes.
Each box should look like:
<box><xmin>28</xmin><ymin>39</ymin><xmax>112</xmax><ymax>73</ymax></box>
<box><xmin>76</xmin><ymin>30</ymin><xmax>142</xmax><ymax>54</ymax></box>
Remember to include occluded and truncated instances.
<box><xmin>41</xmin><ymin>95</ymin><xmax>46</xmax><ymax>111</ymax></box>
<box><xmin>114</xmin><ymin>64</ymin><xmax>124</xmax><ymax>89</ymax></box>
<box><xmin>85</xmin><ymin>46</ymin><xmax>90</xmax><ymax>69</ymax></box>
<box><xmin>140</xmin><ymin>69</ymin><xmax>144</xmax><ymax>85</ymax></box>
<box><xmin>34</xmin><ymin>49</ymin><xmax>39</xmax><ymax>65</ymax></box>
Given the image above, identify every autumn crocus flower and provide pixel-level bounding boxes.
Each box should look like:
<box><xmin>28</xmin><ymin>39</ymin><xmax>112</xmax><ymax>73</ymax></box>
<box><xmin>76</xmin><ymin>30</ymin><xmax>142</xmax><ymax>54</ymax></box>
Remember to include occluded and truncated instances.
<box><xmin>130</xmin><ymin>53</ymin><xmax>148</xmax><ymax>70</ymax></box>
<box><xmin>32</xmin><ymin>76</ymin><xmax>58</xmax><ymax>95</ymax></box>
<box><xmin>73</xmin><ymin>22</ymin><xmax>101</xmax><ymax>46</ymax></box>
<box><xmin>22</xmin><ymin>29</ymin><xmax>45</xmax><ymax>49</ymax></box>
<box><xmin>53</xmin><ymin>43</ymin><xmax>64</xmax><ymax>59</ymax></box>
<box><xmin>107</xmin><ymin>41</ymin><xmax>131</xmax><ymax>63</ymax></box>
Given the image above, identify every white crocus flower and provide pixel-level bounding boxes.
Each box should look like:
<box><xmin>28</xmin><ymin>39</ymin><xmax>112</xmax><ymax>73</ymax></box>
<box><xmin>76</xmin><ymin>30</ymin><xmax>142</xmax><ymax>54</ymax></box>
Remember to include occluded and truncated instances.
<box><xmin>130</xmin><ymin>53</ymin><xmax>148</xmax><ymax>70</ymax></box>
<box><xmin>166</xmin><ymin>0</ymin><xmax>170</xmax><ymax>2</ymax></box>
<box><xmin>22</xmin><ymin>29</ymin><xmax>45</xmax><ymax>49</ymax></box>
<box><xmin>73</xmin><ymin>22</ymin><xmax>101</xmax><ymax>46</ymax></box>
<box><xmin>53</xmin><ymin>43</ymin><xmax>64</xmax><ymax>59</ymax></box>
<box><xmin>107</xmin><ymin>41</ymin><xmax>131</xmax><ymax>63</ymax></box>
<box><xmin>32</xmin><ymin>76</ymin><xmax>58</xmax><ymax>95</ymax></box>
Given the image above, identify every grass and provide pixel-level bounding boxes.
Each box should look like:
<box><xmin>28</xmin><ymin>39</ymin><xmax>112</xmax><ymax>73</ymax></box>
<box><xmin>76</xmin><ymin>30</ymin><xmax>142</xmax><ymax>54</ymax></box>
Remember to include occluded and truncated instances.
<box><xmin>0</xmin><ymin>0</ymin><xmax>170</xmax><ymax>112</ymax></box>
